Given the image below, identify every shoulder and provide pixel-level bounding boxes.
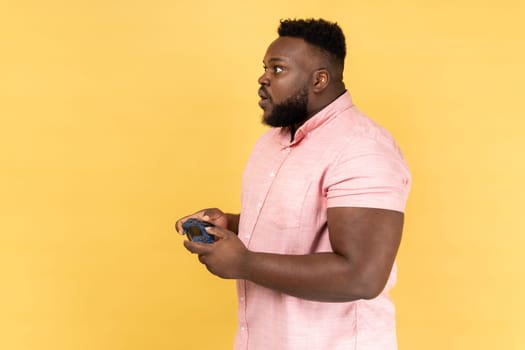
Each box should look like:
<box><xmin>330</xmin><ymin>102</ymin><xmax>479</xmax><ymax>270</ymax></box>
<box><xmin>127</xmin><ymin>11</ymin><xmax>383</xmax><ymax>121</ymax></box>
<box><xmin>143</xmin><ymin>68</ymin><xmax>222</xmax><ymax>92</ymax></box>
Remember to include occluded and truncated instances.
<box><xmin>321</xmin><ymin>106</ymin><xmax>405</xmax><ymax>161</ymax></box>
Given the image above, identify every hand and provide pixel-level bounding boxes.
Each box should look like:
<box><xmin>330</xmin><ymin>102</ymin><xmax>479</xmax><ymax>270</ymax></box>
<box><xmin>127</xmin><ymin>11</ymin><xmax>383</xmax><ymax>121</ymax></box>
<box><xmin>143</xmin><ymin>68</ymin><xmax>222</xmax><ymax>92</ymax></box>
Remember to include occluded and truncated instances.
<box><xmin>175</xmin><ymin>208</ymin><xmax>229</xmax><ymax>235</ymax></box>
<box><xmin>183</xmin><ymin>226</ymin><xmax>250</xmax><ymax>280</ymax></box>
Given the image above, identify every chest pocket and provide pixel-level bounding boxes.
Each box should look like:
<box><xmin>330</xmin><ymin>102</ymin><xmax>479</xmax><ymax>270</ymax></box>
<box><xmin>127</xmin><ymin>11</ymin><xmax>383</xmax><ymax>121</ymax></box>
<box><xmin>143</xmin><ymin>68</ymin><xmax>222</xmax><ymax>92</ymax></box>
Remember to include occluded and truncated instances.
<box><xmin>262</xmin><ymin>173</ymin><xmax>312</xmax><ymax>230</ymax></box>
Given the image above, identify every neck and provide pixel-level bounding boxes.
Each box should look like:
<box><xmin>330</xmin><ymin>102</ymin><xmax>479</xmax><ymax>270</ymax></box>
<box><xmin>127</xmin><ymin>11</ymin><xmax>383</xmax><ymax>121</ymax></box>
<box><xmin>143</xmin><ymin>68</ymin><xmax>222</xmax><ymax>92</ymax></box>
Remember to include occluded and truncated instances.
<box><xmin>308</xmin><ymin>85</ymin><xmax>346</xmax><ymax>118</ymax></box>
<box><xmin>287</xmin><ymin>86</ymin><xmax>347</xmax><ymax>141</ymax></box>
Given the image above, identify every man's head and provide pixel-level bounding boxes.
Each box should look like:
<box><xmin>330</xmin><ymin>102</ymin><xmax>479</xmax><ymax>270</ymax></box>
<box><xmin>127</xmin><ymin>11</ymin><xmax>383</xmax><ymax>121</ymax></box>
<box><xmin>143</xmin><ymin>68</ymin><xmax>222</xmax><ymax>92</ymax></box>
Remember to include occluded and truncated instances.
<box><xmin>258</xmin><ymin>18</ymin><xmax>347</xmax><ymax>128</ymax></box>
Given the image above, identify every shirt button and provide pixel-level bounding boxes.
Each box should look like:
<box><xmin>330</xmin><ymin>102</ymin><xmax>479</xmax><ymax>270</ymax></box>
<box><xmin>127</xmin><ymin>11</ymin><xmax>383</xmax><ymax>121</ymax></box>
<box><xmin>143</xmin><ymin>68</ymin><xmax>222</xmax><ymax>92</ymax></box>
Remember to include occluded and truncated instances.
<box><xmin>240</xmin><ymin>296</ymin><xmax>245</xmax><ymax>301</ymax></box>
<box><xmin>241</xmin><ymin>326</ymin><xmax>246</xmax><ymax>331</ymax></box>
<box><xmin>269</xmin><ymin>172</ymin><xmax>275</xmax><ymax>177</ymax></box>
<box><xmin>257</xmin><ymin>202</ymin><xmax>262</xmax><ymax>208</ymax></box>
<box><xmin>244</xmin><ymin>235</ymin><xmax>250</xmax><ymax>239</ymax></box>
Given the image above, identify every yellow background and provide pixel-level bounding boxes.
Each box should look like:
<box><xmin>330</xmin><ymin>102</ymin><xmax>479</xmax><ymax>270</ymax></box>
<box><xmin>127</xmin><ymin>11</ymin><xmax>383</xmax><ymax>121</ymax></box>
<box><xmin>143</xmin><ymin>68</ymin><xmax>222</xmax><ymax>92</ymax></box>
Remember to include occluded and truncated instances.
<box><xmin>1</xmin><ymin>1</ymin><xmax>524</xmax><ymax>349</ymax></box>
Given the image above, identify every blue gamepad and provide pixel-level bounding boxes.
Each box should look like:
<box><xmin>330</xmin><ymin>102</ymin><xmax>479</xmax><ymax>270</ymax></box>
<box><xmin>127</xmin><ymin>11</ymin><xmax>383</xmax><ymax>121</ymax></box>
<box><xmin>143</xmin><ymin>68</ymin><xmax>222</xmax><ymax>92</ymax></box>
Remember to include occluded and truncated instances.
<box><xmin>182</xmin><ymin>218</ymin><xmax>216</xmax><ymax>243</ymax></box>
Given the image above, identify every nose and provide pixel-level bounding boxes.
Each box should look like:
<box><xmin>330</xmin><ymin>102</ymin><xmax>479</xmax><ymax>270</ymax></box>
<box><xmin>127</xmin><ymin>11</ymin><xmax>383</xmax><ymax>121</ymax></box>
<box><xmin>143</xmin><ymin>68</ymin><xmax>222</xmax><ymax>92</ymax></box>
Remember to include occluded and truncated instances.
<box><xmin>258</xmin><ymin>71</ymin><xmax>270</xmax><ymax>86</ymax></box>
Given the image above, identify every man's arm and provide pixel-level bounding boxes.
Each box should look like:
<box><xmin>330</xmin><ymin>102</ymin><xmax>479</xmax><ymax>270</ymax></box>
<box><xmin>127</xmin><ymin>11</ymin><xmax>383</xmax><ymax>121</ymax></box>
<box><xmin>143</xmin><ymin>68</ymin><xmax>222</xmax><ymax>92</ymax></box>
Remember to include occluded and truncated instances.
<box><xmin>184</xmin><ymin>206</ymin><xmax>403</xmax><ymax>302</ymax></box>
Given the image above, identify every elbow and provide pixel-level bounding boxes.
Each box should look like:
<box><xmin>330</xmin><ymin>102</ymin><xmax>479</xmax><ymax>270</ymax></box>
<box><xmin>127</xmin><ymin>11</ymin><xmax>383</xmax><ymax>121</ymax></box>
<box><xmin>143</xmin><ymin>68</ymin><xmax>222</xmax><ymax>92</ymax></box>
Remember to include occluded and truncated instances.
<box><xmin>357</xmin><ymin>282</ymin><xmax>386</xmax><ymax>300</ymax></box>
<box><xmin>346</xmin><ymin>262</ymin><xmax>394</xmax><ymax>301</ymax></box>
<box><xmin>342</xmin><ymin>273</ymin><xmax>389</xmax><ymax>301</ymax></box>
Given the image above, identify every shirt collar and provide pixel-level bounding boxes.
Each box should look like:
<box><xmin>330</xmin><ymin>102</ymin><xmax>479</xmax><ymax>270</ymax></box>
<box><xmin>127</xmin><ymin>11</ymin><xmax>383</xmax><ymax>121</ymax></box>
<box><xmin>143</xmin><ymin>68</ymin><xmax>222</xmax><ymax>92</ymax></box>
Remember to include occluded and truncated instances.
<box><xmin>274</xmin><ymin>91</ymin><xmax>354</xmax><ymax>147</ymax></box>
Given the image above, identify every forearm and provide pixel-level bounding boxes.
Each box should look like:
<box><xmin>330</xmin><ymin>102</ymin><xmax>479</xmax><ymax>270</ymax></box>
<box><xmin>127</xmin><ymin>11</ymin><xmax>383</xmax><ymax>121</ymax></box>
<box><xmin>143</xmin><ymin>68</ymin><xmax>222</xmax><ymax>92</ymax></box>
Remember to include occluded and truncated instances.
<box><xmin>185</xmin><ymin>208</ymin><xmax>401</xmax><ymax>302</ymax></box>
<box><xmin>241</xmin><ymin>251</ymin><xmax>386</xmax><ymax>302</ymax></box>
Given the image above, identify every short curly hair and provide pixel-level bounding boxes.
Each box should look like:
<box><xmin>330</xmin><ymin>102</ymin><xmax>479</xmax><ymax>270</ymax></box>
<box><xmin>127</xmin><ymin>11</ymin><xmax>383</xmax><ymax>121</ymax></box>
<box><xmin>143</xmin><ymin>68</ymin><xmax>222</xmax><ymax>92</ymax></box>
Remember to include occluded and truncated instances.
<box><xmin>278</xmin><ymin>18</ymin><xmax>346</xmax><ymax>65</ymax></box>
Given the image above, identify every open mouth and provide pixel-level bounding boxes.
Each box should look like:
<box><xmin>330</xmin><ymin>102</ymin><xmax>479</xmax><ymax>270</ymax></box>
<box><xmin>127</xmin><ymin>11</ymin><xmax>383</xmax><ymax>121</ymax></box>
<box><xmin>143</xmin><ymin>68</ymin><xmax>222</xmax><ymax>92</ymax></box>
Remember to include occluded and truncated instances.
<box><xmin>258</xmin><ymin>88</ymin><xmax>271</xmax><ymax>108</ymax></box>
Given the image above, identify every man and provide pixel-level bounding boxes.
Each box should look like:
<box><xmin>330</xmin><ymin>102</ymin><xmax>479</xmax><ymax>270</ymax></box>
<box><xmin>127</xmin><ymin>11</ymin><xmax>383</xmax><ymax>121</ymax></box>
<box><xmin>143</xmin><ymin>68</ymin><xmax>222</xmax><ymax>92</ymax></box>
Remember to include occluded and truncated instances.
<box><xmin>176</xmin><ymin>18</ymin><xmax>411</xmax><ymax>350</ymax></box>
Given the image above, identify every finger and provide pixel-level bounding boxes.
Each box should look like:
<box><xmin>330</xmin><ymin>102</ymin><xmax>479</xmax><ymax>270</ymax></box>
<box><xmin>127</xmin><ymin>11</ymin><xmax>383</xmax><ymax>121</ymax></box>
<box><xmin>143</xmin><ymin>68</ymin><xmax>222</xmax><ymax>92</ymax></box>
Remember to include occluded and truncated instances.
<box><xmin>205</xmin><ymin>226</ymin><xmax>229</xmax><ymax>239</ymax></box>
<box><xmin>175</xmin><ymin>212</ymin><xmax>206</xmax><ymax>234</ymax></box>
<box><xmin>175</xmin><ymin>216</ymin><xmax>192</xmax><ymax>234</ymax></box>
<box><xmin>183</xmin><ymin>240</ymin><xmax>213</xmax><ymax>255</ymax></box>
<box><xmin>203</xmin><ymin>209</ymin><xmax>223</xmax><ymax>221</ymax></box>
<box><xmin>175</xmin><ymin>219</ymin><xmax>184</xmax><ymax>234</ymax></box>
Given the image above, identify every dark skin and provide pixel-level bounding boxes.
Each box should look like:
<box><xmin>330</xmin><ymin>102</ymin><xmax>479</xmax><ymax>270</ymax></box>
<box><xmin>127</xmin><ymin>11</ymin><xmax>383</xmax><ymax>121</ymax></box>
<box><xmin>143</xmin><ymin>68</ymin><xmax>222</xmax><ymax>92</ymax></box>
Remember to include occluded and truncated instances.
<box><xmin>258</xmin><ymin>37</ymin><xmax>345</xmax><ymax>127</ymax></box>
<box><xmin>176</xmin><ymin>37</ymin><xmax>404</xmax><ymax>302</ymax></box>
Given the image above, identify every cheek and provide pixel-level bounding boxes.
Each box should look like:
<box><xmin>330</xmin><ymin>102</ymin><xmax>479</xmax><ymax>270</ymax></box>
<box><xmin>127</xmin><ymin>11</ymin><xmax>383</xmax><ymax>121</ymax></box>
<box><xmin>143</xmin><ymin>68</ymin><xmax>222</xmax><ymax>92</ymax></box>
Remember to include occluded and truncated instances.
<box><xmin>269</xmin><ymin>84</ymin><xmax>289</xmax><ymax>104</ymax></box>
<box><xmin>270</xmin><ymin>76</ymin><xmax>307</xmax><ymax>103</ymax></box>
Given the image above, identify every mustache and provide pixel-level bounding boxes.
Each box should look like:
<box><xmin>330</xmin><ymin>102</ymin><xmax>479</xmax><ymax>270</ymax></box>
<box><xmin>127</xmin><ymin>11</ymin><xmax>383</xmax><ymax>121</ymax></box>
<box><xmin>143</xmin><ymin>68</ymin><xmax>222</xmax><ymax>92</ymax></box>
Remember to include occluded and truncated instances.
<box><xmin>258</xmin><ymin>86</ymin><xmax>271</xmax><ymax>101</ymax></box>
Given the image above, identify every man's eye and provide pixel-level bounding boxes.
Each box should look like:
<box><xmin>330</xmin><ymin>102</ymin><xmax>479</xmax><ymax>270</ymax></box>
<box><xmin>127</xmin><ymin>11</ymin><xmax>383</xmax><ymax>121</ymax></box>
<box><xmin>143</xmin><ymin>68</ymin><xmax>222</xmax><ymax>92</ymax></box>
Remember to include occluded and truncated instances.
<box><xmin>262</xmin><ymin>65</ymin><xmax>284</xmax><ymax>74</ymax></box>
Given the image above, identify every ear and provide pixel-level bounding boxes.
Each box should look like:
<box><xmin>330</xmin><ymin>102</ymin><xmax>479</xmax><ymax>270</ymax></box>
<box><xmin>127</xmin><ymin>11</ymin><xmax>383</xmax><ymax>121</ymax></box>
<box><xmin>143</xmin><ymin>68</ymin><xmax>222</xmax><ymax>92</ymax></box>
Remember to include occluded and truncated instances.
<box><xmin>312</xmin><ymin>69</ymin><xmax>330</xmax><ymax>92</ymax></box>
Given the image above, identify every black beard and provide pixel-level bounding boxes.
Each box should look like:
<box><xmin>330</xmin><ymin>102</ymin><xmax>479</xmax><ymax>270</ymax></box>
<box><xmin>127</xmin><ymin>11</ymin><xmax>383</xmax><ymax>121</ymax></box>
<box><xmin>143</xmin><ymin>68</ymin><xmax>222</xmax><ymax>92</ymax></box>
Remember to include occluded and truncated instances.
<box><xmin>263</xmin><ymin>87</ymin><xmax>309</xmax><ymax>128</ymax></box>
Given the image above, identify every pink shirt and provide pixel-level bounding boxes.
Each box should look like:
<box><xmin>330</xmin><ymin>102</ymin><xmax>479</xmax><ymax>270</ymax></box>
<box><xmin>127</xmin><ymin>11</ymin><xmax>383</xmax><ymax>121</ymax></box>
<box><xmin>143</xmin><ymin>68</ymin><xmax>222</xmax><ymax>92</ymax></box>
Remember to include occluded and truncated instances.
<box><xmin>235</xmin><ymin>92</ymin><xmax>411</xmax><ymax>349</ymax></box>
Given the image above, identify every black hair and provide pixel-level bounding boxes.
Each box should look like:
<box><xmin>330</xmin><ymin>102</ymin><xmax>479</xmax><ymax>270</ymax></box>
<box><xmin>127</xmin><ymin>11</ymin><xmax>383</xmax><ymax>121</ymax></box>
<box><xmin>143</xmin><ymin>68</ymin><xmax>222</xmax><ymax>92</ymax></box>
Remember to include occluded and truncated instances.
<box><xmin>278</xmin><ymin>18</ymin><xmax>346</xmax><ymax>65</ymax></box>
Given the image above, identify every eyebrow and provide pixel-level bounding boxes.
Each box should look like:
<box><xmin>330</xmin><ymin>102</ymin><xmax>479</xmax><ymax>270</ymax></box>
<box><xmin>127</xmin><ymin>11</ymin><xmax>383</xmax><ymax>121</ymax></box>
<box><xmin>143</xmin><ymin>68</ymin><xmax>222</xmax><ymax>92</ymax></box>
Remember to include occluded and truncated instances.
<box><xmin>263</xmin><ymin>57</ymin><xmax>288</xmax><ymax>65</ymax></box>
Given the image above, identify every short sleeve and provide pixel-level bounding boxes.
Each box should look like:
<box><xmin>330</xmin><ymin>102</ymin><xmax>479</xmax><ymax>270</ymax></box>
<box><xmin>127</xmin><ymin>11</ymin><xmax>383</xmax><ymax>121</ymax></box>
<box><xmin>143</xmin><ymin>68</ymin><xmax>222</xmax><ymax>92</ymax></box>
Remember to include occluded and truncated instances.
<box><xmin>325</xmin><ymin>136</ymin><xmax>411</xmax><ymax>212</ymax></box>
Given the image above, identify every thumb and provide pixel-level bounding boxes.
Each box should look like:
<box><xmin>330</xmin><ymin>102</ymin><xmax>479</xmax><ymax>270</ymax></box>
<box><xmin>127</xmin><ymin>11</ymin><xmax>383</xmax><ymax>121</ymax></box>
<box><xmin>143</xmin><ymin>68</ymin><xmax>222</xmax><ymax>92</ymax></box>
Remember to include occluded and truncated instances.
<box><xmin>205</xmin><ymin>226</ymin><xmax>229</xmax><ymax>240</ymax></box>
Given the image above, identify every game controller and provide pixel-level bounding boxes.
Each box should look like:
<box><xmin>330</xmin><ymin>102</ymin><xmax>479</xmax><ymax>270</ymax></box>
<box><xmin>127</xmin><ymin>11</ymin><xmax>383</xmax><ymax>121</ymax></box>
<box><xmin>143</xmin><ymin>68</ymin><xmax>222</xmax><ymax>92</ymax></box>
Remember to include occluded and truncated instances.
<box><xmin>182</xmin><ymin>218</ymin><xmax>216</xmax><ymax>243</ymax></box>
